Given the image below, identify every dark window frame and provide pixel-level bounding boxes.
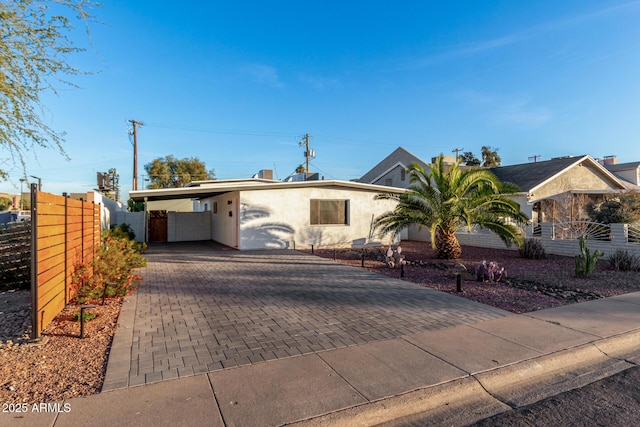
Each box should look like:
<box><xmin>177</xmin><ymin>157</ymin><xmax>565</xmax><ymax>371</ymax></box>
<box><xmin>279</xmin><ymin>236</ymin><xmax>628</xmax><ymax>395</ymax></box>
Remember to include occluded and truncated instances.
<box><xmin>310</xmin><ymin>199</ymin><xmax>349</xmax><ymax>225</ymax></box>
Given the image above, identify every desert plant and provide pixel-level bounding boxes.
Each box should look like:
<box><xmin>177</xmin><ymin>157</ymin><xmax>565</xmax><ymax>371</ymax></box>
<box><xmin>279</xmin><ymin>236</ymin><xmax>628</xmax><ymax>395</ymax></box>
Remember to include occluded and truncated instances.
<box><xmin>575</xmin><ymin>235</ymin><xmax>603</xmax><ymax>277</ymax></box>
<box><xmin>607</xmin><ymin>249</ymin><xmax>640</xmax><ymax>272</ymax></box>
<box><xmin>519</xmin><ymin>238</ymin><xmax>546</xmax><ymax>259</ymax></box>
<box><xmin>108</xmin><ymin>223</ymin><xmax>136</xmax><ymax>241</ymax></box>
<box><xmin>374</xmin><ymin>155</ymin><xmax>528</xmax><ymax>259</ymax></box>
<box><xmin>72</xmin><ymin>234</ymin><xmax>147</xmax><ymax>304</ymax></box>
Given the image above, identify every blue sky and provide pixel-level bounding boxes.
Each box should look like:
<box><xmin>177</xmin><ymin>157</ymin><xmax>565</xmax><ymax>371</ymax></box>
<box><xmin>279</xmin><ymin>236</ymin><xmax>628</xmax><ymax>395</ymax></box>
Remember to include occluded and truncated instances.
<box><xmin>2</xmin><ymin>0</ymin><xmax>640</xmax><ymax>198</ymax></box>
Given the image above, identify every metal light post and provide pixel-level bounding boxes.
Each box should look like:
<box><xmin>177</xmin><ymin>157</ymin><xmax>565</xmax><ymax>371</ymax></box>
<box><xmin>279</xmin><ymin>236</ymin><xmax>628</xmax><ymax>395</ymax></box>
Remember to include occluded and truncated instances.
<box><xmin>19</xmin><ymin>178</ymin><xmax>25</xmax><ymax>209</ymax></box>
<box><xmin>30</xmin><ymin>175</ymin><xmax>42</xmax><ymax>191</ymax></box>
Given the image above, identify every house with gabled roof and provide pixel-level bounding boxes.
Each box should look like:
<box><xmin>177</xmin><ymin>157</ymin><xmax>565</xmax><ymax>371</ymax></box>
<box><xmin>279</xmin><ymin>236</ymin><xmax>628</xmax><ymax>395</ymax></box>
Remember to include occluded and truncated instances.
<box><xmin>357</xmin><ymin>146</ymin><xmax>430</xmax><ymax>188</ymax></box>
<box><xmin>604</xmin><ymin>161</ymin><xmax>640</xmax><ymax>189</ymax></box>
<box><xmin>489</xmin><ymin>155</ymin><xmax>629</xmax><ymax>227</ymax></box>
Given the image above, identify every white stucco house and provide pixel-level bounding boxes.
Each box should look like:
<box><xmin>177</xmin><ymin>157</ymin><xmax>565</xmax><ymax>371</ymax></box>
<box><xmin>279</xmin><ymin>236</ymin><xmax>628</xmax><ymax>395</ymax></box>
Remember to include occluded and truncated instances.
<box><xmin>129</xmin><ymin>178</ymin><xmax>404</xmax><ymax>250</ymax></box>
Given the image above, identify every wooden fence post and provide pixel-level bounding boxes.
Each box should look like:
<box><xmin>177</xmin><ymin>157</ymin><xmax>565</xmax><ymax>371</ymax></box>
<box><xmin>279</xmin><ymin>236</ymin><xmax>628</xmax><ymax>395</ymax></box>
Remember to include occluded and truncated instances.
<box><xmin>29</xmin><ymin>184</ymin><xmax>39</xmax><ymax>341</ymax></box>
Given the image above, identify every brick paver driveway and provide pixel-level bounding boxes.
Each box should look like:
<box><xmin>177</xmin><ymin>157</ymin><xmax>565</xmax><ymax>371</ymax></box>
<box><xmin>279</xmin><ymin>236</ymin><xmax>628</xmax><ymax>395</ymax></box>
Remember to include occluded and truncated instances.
<box><xmin>104</xmin><ymin>242</ymin><xmax>508</xmax><ymax>389</ymax></box>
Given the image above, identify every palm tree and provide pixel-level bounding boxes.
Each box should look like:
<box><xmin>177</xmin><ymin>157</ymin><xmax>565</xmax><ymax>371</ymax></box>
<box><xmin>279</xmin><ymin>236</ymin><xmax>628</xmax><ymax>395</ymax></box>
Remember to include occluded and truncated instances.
<box><xmin>374</xmin><ymin>155</ymin><xmax>528</xmax><ymax>259</ymax></box>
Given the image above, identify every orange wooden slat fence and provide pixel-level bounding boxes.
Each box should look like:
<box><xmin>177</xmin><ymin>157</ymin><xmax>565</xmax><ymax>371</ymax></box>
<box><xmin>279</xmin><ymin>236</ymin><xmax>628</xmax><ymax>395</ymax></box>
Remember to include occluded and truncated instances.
<box><xmin>31</xmin><ymin>187</ymin><xmax>100</xmax><ymax>338</ymax></box>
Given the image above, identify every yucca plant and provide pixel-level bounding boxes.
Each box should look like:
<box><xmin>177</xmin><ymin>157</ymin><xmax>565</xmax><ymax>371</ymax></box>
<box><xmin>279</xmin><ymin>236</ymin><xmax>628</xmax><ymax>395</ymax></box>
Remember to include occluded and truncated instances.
<box><xmin>374</xmin><ymin>155</ymin><xmax>529</xmax><ymax>259</ymax></box>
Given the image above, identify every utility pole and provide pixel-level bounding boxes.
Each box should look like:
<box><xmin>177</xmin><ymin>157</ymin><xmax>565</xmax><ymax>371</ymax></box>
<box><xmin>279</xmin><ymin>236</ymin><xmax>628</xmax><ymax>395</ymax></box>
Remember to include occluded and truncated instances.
<box><xmin>298</xmin><ymin>133</ymin><xmax>314</xmax><ymax>174</ymax></box>
<box><xmin>452</xmin><ymin>147</ymin><xmax>464</xmax><ymax>162</ymax></box>
<box><xmin>528</xmin><ymin>155</ymin><xmax>541</xmax><ymax>163</ymax></box>
<box><xmin>129</xmin><ymin>120</ymin><xmax>143</xmax><ymax>190</ymax></box>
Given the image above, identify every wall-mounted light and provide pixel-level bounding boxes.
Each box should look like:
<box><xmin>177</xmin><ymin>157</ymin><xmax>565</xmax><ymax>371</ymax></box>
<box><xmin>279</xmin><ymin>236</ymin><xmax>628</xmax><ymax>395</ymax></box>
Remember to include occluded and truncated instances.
<box><xmin>227</xmin><ymin>200</ymin><xmax>232</xmax><ymax>205</ymax></box>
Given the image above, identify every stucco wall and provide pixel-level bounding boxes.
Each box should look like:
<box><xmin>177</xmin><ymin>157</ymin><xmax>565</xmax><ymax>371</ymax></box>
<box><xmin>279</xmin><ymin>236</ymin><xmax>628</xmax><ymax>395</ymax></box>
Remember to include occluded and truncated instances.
<box><xmin>205</xmin><ymin>191</ymin><xmax>239</xmax><ymax>248</ymax></box>
<box><xmin>168</xmin><ymin>211</ymin><xmax>212</xmax><ymax>242</ymax></box>
<box><xmin>113</xmin><ymin>211</ymin><xmax>146</xmax><ymax>242</ymax></box>
<box><xmin>236</xmin><ymin>187</ymin><xmax>399</xmax><ymax>250</ymax></box>
<box><xmin>146</xmin><ymin>199</ymin><xmax>194</xmax><ymax>212</ymax></box>
<box><xmin>533</xmin><ymin>163</ymin><xmax>618</xmax><ymax>200</ymax></box>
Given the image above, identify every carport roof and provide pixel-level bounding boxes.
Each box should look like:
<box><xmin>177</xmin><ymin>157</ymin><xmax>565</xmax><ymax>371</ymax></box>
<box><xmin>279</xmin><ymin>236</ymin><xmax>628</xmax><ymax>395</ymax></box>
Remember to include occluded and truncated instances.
<box><xmin>129</xmin><ymin>178</ymin><xmax>406</xmax><ymax>202</ymax></box>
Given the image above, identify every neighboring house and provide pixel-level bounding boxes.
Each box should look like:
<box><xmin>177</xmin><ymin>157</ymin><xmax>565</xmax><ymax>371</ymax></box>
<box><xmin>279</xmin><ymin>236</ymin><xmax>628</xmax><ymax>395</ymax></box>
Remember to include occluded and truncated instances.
<box><xmin>129</xmin><ymin>179</ymin><xmax>403</xmax><ymax>250</ymax></box>
<box><xmin>357</xmin><ymin>146</ymin><xmax>430</xmax><ymax>189</ymax></box>
<box><xmin>604</xmin><ymin>161</ymin><xmax>640</xmax><ymax>189</ymax></box>
<box><xmin>489</xmin><ymin>155</ymin><xmax>629</xmax><ymax>227</ymax></box>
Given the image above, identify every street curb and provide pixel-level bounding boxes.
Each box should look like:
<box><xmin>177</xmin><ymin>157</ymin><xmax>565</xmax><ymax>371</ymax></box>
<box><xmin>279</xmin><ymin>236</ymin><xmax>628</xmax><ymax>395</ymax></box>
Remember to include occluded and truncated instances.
<box><xmin>474</xmin><ymin>337</ymin><xmax>635</xmax><ymax>408</ymax></box>
<box><xmin>285</xmin><ymin>376</ymin><xmax>510</xmax><ymax>427</ymax></box>
<box><xmin>287</xmin><ymin>329</ymin><xmax>640</xmax><ymax>427</ymax></box>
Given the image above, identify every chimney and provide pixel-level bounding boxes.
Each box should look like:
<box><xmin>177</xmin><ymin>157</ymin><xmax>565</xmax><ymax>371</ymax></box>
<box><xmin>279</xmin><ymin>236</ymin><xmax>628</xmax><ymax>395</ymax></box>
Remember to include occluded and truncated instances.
<box><xmin>602</xmin><ymin>155</ymin><xmax>618</xmax><ymax>166</ymax></box>
<box><xmin>258</xmin><ymin>169</ymin><xmax>273</xmax><ymax>179</ymax></box>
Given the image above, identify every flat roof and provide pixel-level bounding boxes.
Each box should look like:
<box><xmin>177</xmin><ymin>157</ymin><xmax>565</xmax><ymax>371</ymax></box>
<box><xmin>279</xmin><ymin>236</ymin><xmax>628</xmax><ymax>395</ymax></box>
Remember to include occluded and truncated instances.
<box><xmin>129</xmin><ymin>179</ymin><xmax>406</xmax><ymax>202</ymax></box>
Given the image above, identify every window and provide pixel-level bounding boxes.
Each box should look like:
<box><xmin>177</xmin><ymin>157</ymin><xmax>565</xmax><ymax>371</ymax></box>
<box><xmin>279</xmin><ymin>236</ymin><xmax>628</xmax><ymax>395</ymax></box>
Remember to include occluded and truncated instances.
<box><xmin>400</xmin><ymin>168</ymin><xmax>406</xmax><ymax>181</ymax></box>
<box><xmin>213</xmin><ymin>201</ymin><xmax>218</xmax><ymax>214</ymax></box>
<box><xmin>385</xmin><ymin>178</ymin><xmax>393</xmax><ymax>186</ymax></box>
<box><xmin>310</xmin><ymin>199</ymin><xmax>349</xmax><ymax>225</ymax></box>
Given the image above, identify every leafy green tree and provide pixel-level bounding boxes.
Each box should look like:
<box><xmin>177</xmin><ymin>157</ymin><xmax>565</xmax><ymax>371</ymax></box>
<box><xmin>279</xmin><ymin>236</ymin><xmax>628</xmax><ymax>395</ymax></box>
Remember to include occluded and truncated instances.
<box><xmin>481</xmin><ymin>146</ymin><xmax>501</xmax><ymax>167</ymax></box>
<box><xmin>586</xmin><ymin>193</ymin><xmax>640</xmax><ymax>224</ymax></box>
<box><xmin>0</xmin><ymin>0</ymin><xmax>96</xmax><ymax>178</ymax></box>
<box><xmin>0</xmin><ymin>196</ymin><xmax>12</xmax><ymax>211</ymax></box>
<box><xmin>374</xmin><ymin>155</ymin><xmax>528</xmax><ymax>259</ymax></box>
<box><xmin>127</xmin><ymin>199</ymin><xmax>144</xmax><ymax>212</ymax></box>
<box><xmin>144</xmin><ymin>155</ymin><xmax>215</xmax><ymax>189</ymax></box>
<box><xmin>460</xmin><ymin>151</ymin><xmax>481</xmax><ymax>166</ymax></box>
<box><xmin>295</xmin><ymin>164</ymin><xmax>305</xmax><ymax>174</ymax></box>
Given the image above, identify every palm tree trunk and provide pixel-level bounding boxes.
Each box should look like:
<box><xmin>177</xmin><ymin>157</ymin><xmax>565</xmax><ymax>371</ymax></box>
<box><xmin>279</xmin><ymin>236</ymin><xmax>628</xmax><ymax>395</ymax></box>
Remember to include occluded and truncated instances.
<box><xmin>435</xmin><ymin>230</ymin><xmax>462</xmax><ymax>259</ymax></box>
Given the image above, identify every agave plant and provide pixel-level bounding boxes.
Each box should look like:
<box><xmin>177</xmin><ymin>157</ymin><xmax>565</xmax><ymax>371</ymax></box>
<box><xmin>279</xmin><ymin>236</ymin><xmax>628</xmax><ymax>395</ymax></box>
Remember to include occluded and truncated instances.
<box><xmin>374</xmin><ymin>155</ymin><xmax>529</xmax><ymax>259</ymax></box>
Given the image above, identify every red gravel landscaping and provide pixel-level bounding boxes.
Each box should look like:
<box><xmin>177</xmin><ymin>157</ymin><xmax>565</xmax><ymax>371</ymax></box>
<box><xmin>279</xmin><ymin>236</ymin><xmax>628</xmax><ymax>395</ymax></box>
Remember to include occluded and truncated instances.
<box><xmin>303</xmin><ymin>241</ymin><xmax>640</xmax><ymax>314</ymax></box>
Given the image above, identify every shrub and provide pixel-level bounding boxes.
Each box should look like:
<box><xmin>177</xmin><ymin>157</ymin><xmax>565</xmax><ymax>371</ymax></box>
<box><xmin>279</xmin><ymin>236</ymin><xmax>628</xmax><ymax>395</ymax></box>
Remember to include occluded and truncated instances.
<box><xmin>72</xmin><ymin>234</ymin><xmax>147</xmax><ymax>304</ymax></box>
<box><xmin>575</xmin><ymin>235</ymin><xmax>602</xmax><ymax>278</ymax></box>
<box><xmin>519</xmin><ymin>238</ymin><xmax>546</xmax><ymax>259</ymax></box>
<box><xmin>607</xmin><ymin>249</ymin><xmax>640</xmax><ymax>272</ymax></box>
<box><xmin>108</xmin><ymin>223</ymin><xmax>136</xmax><ymax>241</ymax></box>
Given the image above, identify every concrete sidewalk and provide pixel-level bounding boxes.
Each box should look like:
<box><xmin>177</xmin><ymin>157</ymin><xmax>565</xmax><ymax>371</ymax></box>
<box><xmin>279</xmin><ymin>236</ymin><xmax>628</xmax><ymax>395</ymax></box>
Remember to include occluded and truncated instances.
<box><xmin>3</xmin><ymin>246</ymin><xmax>640</xmax><ymax>426</ymax></box>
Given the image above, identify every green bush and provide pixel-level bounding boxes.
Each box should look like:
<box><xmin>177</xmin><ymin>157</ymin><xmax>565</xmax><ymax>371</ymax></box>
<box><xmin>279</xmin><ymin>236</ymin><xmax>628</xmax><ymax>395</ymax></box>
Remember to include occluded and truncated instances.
<box><xmin>72</xmin><ymin>234</ymin><xmax>147</xmax><ymax>304</ymax></box>
<box><xmin>607</xmin><ymin>249</ymin><xmax>640</xmax><ymax>272</ymax></box>
<box><xmin>519</xmin><ymin>238</ymin><xmax>546</xmax><ymax>259</ymax></box>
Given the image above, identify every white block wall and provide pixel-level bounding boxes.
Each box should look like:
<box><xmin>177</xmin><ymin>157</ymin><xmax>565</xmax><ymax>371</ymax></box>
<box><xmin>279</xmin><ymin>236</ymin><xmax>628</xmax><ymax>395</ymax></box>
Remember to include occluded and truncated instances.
<box><xmin>407</xmin><ymin>222</ymin><xmax>640</xmax><ymax>258</ymax></box>
<box><xmin>168</xmin><ymin>211</ymin><xmax>212</xmax><ymax>242</ymax></box>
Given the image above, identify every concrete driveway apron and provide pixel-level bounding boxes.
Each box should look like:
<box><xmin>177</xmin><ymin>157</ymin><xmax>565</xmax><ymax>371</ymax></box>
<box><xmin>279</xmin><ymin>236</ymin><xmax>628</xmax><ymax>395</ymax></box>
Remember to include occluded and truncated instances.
<box><xmin>103</xmin><ymin>242</ymin><xmax>508</xmax><ymax>389</ymax></box>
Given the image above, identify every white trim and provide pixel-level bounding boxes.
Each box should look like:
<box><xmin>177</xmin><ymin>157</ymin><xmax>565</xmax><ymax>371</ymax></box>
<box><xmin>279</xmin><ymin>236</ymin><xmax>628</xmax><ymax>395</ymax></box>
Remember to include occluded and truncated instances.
<box><xmin>130</xmin><ymin>179</ymin><xmax>406</xmax><ymax>202</ymax></box>
<box><xmin>367</xmin><ymin>161</ymin><xmax>410</xmax><ymax>185</ymax></box>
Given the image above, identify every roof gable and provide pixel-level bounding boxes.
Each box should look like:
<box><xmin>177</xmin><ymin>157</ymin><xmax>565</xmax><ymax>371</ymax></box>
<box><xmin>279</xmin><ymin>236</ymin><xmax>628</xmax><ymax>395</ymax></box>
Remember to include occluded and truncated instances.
<box><xmin>358</xmin><ymin>147</ymin><xmax>429</xmax><ymax>184</ymax></box>
<box><xmin>489</xmin><ymin>155</ymin><xmax>627</xmax><ymax>193</ymax></box>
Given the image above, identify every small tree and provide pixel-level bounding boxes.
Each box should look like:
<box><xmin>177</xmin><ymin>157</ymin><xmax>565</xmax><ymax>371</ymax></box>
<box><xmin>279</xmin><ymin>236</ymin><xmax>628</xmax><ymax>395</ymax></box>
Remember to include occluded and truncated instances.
<box><xmin>481</xmin><ymin>146</ymin><xmax>501</xmax><ymax>167</ymax></box>
<box><xmin>460</xmin><ymin>152</ymin><xmax>481</xmax><ymax>166</ymax></box>
<box><xmin>145</xmin><ymin>155</ymin><xmax>215</xmax><ymax>189</ymax></box>
<box><xmin>0</xmin><ymin>197</ymin><xmax>13</xmax><ymax>211</ymax></box>
<box><xmin>586</xmin><ymin>193</ymin><xmax>640</xmax><ymax>224</ymax></box>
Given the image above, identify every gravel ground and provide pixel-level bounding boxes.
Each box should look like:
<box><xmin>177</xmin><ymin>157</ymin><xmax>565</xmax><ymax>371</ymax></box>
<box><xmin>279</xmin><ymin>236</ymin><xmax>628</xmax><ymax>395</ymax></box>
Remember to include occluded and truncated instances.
<box><xmin>306</xmin><ymin>240</ymin><xmax>640</xmax><ymax>314</ymax></box>
<box><xmin>0</xmin><ymin>296</ymin><xmax>122</xmax><ymax>404</ymax></box>
<box><xmin>0</xmin><ymin>240</ymin><xmax>638</xmax><ymax>405</ymax></box>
